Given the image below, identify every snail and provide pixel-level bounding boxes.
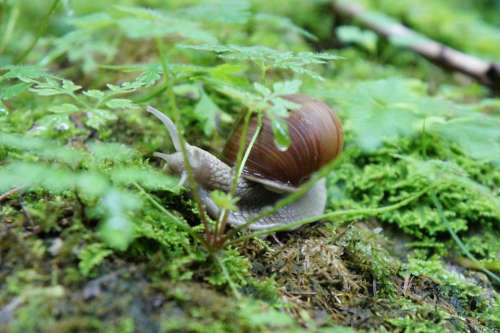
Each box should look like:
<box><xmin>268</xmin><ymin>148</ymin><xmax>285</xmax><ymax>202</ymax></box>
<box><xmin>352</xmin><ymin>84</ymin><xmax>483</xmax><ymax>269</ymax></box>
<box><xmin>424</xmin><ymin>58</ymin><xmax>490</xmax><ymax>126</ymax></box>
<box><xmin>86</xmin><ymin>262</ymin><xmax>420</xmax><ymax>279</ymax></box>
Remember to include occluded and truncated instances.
<box><xmin>147</xmin><ymin>94</ymin><xmax>343</xmax><ymax>230</ymax></box>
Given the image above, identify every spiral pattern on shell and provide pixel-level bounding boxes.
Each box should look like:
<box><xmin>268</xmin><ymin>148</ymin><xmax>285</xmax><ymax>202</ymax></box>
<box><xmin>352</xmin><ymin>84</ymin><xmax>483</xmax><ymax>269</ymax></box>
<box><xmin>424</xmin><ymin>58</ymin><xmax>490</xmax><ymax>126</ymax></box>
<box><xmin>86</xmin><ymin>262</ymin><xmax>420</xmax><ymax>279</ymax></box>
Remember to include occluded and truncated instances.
<box><xmin>223</xmin><ymin>94</ymin><xmax>343</xmax><ymax>190</ymax></box>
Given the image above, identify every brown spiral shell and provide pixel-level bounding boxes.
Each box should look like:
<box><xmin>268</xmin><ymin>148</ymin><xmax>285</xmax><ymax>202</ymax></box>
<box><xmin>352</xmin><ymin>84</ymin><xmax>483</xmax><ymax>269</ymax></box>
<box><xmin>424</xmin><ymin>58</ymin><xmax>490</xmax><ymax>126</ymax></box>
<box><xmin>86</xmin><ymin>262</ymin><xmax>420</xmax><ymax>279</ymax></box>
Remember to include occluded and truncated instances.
<box><xmin>223</xmin><ymin>94</ymin><xmax>343</xmax><ymax>191</ymax></box>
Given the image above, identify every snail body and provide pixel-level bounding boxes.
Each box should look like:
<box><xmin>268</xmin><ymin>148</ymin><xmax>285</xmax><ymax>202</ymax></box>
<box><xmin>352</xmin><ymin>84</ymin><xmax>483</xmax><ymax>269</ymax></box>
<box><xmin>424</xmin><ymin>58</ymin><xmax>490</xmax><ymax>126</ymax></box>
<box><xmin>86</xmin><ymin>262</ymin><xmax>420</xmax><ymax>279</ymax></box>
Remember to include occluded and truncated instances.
<box><xmin>147</xmin><ymin>94</ymin><xmax>343</xmax><ymax>230</ymax></box>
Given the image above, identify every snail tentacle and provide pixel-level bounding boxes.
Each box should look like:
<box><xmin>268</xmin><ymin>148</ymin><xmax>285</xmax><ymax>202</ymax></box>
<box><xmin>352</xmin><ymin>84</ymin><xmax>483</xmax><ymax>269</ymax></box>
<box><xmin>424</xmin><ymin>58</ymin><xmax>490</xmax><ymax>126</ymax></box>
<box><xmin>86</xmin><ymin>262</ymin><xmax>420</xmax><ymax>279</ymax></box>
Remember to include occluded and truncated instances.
<box><xmin>147</xmin><ymin>106</ymin><xmax>183</xmax><ymax>151</ymax></box>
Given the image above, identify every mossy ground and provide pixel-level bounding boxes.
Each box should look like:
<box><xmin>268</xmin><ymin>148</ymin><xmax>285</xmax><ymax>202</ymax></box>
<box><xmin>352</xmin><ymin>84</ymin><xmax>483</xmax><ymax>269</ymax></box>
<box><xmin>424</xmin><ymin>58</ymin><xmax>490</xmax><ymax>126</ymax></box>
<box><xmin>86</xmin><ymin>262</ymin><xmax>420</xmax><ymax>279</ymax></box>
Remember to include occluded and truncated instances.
<box><xmin>1</xmin><ymin>1</ymin><xmax>499</xmax><ymax>332</ymax></box>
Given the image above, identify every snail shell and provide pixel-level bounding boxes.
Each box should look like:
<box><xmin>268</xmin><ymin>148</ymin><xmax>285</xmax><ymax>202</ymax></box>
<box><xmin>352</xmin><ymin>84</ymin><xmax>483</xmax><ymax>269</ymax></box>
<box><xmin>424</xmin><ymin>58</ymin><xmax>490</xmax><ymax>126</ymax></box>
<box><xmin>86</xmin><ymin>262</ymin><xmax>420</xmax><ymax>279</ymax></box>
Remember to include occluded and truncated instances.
<box><xmin>223</xmin><ymin>94</ymin><xmax>343</xmax><ymax>192</ymax></box>
<box><xmin>147</xmin><ymin>94</ymin><xmax>343</xmax><ymax>230</ymax></box>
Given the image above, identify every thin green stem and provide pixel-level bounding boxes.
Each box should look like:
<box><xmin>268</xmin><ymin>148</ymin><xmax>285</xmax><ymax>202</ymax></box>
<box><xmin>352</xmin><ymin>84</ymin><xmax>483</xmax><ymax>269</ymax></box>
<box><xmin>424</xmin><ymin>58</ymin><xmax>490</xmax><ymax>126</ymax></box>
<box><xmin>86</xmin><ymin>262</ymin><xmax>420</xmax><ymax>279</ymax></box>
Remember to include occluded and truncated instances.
<box><xmin>229</xmin><ymin>185</ymin><xmax>434</xmax><ymax>244</ymax></box>
<box><xmin>133</xmin><ymin>85</ymin><xmax>168</xmax><ymax>104</ymax></box>
<box><xmin>155</xmin><ymin>38</ymin><xmax>213</xmax><ymax>250</ymax></box>
<box><xmin>68</xmin><ymin>92</ymin><xmax>91</xmax><ymax>109</ymax></box>
<box><xmin>213</xmin><ymin>253</ymin><xmax>241</xmax><ymax>299</ymax></box>
<box><xmin>227</xmin><ymin>155</ymin><xmax>346</xmax><ymax>237</ymax></box>
<box><xmin>456</xmin><ymin>257</ymin><xmax>500</xmax><ymax>273</ymax></box>
<box><xmin>214</xmin><ymin>111</ymin><xmax>251</xmax><ymax>241</ymax></box>
<box><xmin>209</xmin><ymin>79</ymin><xmax>267</xmax><ymax>112</ymax></box>
<box><xmin>15</xmin><ymin>0</ymin><xmax>60</xmax><ymax>64</ymax></box>
<box><xmin>430</xmin><ymin>192</ymin><xmax>500</xmax><ymax>285</ymax></box>
<box><xmin>132</xmin><ymin>182</ymin><xmax>207</xmax><ymax>244</ymax></box>
<box><xmin>0</xmin><ymin>5</ymin><xmax>19</xmax><ymax>53</ymax></box>
<box><xmin>133</xmin><ymin>184</ymin><xmax>189</xmax><ymax>229</ymax></box>
<box><xmin>215</xmin><ymin>112</ymin><xmax>263</xmax><ymax>245</ymax></box>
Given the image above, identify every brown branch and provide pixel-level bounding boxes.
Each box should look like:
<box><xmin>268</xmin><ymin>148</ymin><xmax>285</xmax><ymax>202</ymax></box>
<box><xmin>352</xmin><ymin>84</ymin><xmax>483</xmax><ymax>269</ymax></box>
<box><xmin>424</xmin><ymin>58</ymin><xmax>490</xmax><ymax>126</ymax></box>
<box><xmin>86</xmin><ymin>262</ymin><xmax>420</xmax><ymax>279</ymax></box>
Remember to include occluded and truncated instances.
<box><xmin>0</xmin><ymin>187</ymin><xmax>22</xmax><ymax>202</ymax></box>
<box><xmin>331</xmin><ymin>0</ymin><xmax>500</xmax><ymax>90</ymax></box>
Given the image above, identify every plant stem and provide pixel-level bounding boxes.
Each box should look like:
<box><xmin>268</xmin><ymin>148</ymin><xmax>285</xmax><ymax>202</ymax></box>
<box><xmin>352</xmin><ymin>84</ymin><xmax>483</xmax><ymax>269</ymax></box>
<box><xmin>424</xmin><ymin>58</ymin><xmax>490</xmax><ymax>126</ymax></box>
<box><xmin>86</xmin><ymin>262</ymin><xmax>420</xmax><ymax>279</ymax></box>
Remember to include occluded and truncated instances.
<box><xmin>209</xmin><ymin>79</ymin><xmax>267</xmax><ymax>112</ymax></box>
<box><xmin>133</xmin><ymin>85</ymin><xmax>168</xmax><ymax>104</ymax></box>
<box><xmin>155</xmin><ymin>38</ymin><xmax>213</xmax><ymax>251</ymax></box>
<box><xmin>15</xmin><ymin>0</ymin><xmax>60</xmax><ymax>64</ymax></box>
<box><xmin>213</xmin><ymin>253</ymin><xmax>241</xmax><ymax>299</ymax></box>
<box><xmin>226</xmin><ymin>154</ymin><xmax>346</xmax><ymax>236</ymax></box>
<box><xmin>0</xmin><ymin>186</ymin><xmax>22</xmax><ymax>202</ymax></box>
<box><xmin>215</xmin><ymin>112</ymin><xmax>263</xmax><ymax>246</ymax></box>
<box><xmin>0</xmin><ymin>4</ymin><xmax>19</xmax><ymax>54</ymax></box>
<box><xmin>456</xmin><ymin>257</ymin><xmax>500</xmax><ymax>273</ymax></box>
<box><xmin>132</xmin><ymin>182</ymin><xmax>207</xmax><ymax>246</ymax></box>
<box><xmin>430</xmin><ymin>192</ymin><xmax>500</xmax><ymax>285</ymax></box>
<box><xmin>230</xmin><ymin>185</ymin><xmax>434</xmax><ymax>244</ymax></box>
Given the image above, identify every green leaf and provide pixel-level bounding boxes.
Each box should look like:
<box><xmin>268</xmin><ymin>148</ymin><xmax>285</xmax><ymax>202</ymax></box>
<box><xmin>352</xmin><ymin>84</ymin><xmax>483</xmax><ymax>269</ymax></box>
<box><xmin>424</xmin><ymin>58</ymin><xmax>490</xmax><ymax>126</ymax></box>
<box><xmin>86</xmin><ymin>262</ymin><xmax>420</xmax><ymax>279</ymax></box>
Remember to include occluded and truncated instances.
<box><xmin>173</xmin><ymin>84</ymin><xmax>201</xmax><ymax>99</ymax></box>
<box><xmin>0</xmin><ymin>162</ymin><xmax>107</xmax><ymax>195</ymax></box>
<box><xmin>29</xmin><ymin>78</ymin><xmax>81</xmax><ymax>97</ymax></box>
<box><xmin>76</xmin><ymin>172</ymin><xmax>109</xmax><ymax>197</ymax></box>
<box><xmin>68</xmin><ymin>13</ymin><xmax>115</xmax><ymax>30</ymax></box>
<box><xmin>209</xmin><ymin>63</ymin><xmax>247</xmax><ymax>85</ymax></box>
<box><xmin>210</xmin><ymin>190</ymin><xmax>238</xmax><ymax>211</ymax></box>
<box><xmin>83</xmin><ymin>89</ymin><xmax>105</xmax><ymax>100</ymax></box>
<box><xmin>88</xmin><ymin>142</ymin><xmax>136</xmax><ymax>162</ymax></box>
<box><xmin>271</xmin><ymin>80</ymin><xmax>302</xmax><ymax>96</ymax></box>
<box><xmin>78</xmin><ymin>243</ymin><xmax>113</xmax><ymax>277</ymax></box>
<box><xmin>85</xmin><ymin>109</ymin><xmax>118</xmax><ymax>129</ymax></box>
<box><xmin>337</xmin><ymin>25</ymin><xmax>378</xmax><ymax>53</ymax></box>
<box><xmin>0</xmin><ymin>82</ymin><xmax>30</xmax><ymax>100</ymax></box>
<box><xmin>180</xmin><ymin>44</ymin><xmax>338</xmax><ymax>80</ymax></box>
<box><xmin>61</xmin><ymin>79</ymin><xmax>82</xmax><ymax>93</ymax></box>
<box><xmin>253</xmin><ymin>82</ymin><xmax>271</xmax><ymax>97</ymax></box>
<box><xmin>135</xmin><ymin>64</ymin><xmax>162</xmax><ymax>87</ymax></box>
<box><xmin>36</xmin><ymin>114</ymin><xmax>74</xmax><ymax>133</ymax></box>
<box><xmin>338</xmin><ymin>78</ymin><xmax>500</xmax><ymax>161</ymax></box>
<box><xmin>110</xmin><ymin>166</ymin><xmax>177</xmax><ymax>191</ymax></box>
<box><xmin>176</xmin><ymin>0</ymin><xmax>251</xmax><ymax>24</ymax></box>
<box><xmin>431</xmin><ymin>114</ymin><xmax>500</xmax><ymax>165</ymax></box>
<box><xmin>48</xmin><ymin>103</ymin><xmax>79</xmax><ymax>114</ymax></box>
<box><xmin>114</xmin><ymin>6</ymin><xmax>217</xmax><ymax>43</ymax></box>
<box><xmin>255</xmin><ymin>13</ymin><xmax>317</xmax><ymax>41</ymax></box>
<box><xmin>105</xmin><ymin>98</ymin><xmax>137</xmax><ymax>109</ymax></box>
<box><xmin>338</xmin><ymin>78</ymin><xmax>424</xmax><ymax>151</ymax></box>
<box><xmin>193</xmin><ymin>92</ymin><xmax>221</xmax><ymax>136</ymax></box>
<box><xmin>0</xmin><ymin>133</ymin><xmax>82</xmax><ymax>164</ymax></box>
<box><xmin>99</xmin><ymin>190</ymin><xmax>139</xmax><ymax>251</ymax></box>
<box><xmin>0</xmin><ymin>65</ymin><xmax>50</xmax><ymax>81</ymax></box>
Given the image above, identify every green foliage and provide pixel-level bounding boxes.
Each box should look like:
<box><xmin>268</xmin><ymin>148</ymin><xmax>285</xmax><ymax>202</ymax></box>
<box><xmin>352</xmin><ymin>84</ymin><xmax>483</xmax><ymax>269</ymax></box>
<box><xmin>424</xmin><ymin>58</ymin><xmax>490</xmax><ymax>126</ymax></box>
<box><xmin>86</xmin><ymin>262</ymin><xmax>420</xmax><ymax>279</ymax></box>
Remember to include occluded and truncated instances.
<box><xmin>180</xmin><ymin>44</ymin><xmax>338</xmax><ymax>80</ymax></box>
<box><xmin>327</xmin><ymin>140</ymin><xmax>499</xmax><ymax>240</ymax></box>
<box><xmin>336</xmin><ymin>25</ymin><xmax>378</xmax><ymax>53</ymax></box>
<box><xmin>0</xmin><ymin>133</ymin><xmax>178</xmax><ymax>251</ymax></box>
<box><xmin>1</xmin><ymin>0</ymin><xmax>499</xmax><ymax>332</ymax></box>
<box><xmin>207</xmin><ymin>249</ymin><xmax>251</xmax><ymax>287</ymax></box>
<box><xmin>332</xmin><ymin>78</ymin><xmax>500</xmax><ymax>164</ymax></box>
<box><xmin>78</xmin><ymin>243</ymin><xmax>113</xmax><ymax>277</ymax></box>
<box><xmin>113</xmin><ymin>5</ymin><xmax>217</xmax><ymax>43</ymax></box>
<box><xmin>210</xmin><ymin>190</ymin><xmax>238</xmax><ymax>212</ymax></box>
<box><xmin>253</xmin><ymin>80</ymin><xmax>302</xmax><ymax>149</ymax></box>
<box><xmin>176</xmin><ymin>0</ymin><xmax>251</xmax><ymax>24</ymax></box>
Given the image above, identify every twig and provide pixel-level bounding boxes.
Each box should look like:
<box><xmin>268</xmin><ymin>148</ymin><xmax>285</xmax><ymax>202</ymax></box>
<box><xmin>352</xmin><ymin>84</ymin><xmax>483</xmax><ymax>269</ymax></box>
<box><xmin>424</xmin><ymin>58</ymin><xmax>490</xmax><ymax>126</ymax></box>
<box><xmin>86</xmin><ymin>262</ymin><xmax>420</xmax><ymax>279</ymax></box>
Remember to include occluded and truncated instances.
<box><xmin>331</xmin><ymin>0</ymin><xmax>500</xmax><ymax>89</ymax></box>
<box><xmin>0</xmin><ymin>186</ymin><xmax>22</xmax><ymax>202</ymax></box>
<box><xmin>430</xmin><ymin>192</ymin><xmax>500</xmax><ymax>285</ymax></box>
